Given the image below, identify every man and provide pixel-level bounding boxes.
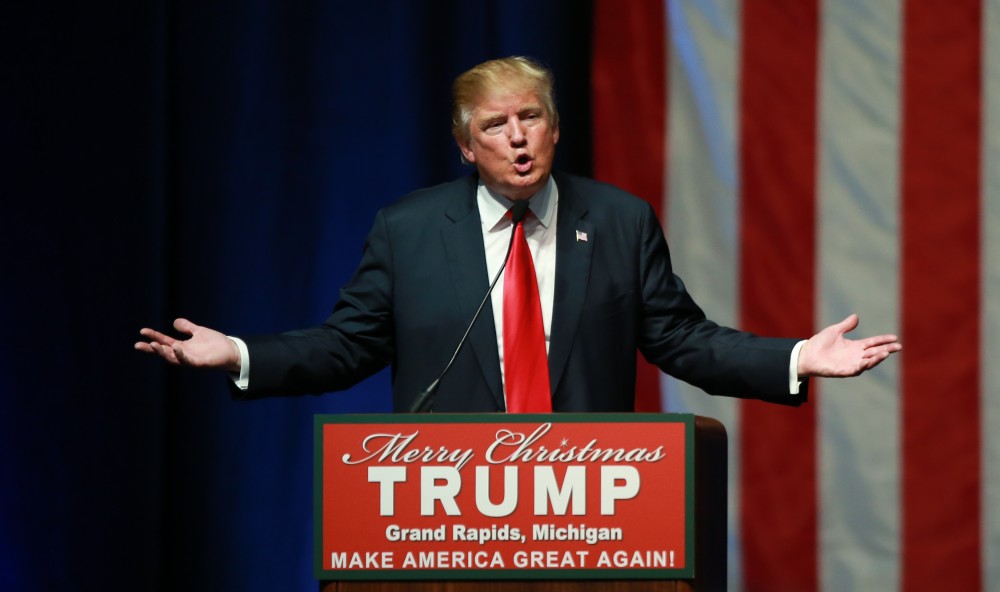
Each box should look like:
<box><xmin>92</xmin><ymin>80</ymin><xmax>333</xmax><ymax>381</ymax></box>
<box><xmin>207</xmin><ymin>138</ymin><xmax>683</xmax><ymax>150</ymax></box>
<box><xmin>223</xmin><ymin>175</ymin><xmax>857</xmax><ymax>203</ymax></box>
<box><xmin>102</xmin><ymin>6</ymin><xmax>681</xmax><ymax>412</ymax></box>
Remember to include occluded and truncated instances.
<box><xmin>136</xmin><ymin>56</ymin><xmax>901</xmax><ymax>412</ymax></box>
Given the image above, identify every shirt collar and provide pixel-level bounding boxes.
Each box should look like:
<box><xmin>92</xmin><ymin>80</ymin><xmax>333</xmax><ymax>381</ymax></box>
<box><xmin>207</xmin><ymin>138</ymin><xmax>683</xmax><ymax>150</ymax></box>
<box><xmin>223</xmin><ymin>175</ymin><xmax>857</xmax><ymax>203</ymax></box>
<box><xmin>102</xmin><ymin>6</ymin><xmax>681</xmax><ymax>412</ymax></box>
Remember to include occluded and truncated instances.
<box><xmin>478</xmin><ymin>176</ymin><xmax>557</xmax><ymax>232</ymax></box>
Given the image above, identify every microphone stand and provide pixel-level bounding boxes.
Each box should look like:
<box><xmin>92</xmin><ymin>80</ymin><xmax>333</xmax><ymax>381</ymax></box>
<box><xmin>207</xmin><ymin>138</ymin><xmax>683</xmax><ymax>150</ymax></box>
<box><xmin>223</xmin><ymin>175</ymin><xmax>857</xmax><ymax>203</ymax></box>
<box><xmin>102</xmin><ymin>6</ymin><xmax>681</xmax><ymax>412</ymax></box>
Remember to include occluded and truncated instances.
<box><xmin>409</xmin><ymin>200</ymin><xmax>530</xmax><ymax>413</ymax></box>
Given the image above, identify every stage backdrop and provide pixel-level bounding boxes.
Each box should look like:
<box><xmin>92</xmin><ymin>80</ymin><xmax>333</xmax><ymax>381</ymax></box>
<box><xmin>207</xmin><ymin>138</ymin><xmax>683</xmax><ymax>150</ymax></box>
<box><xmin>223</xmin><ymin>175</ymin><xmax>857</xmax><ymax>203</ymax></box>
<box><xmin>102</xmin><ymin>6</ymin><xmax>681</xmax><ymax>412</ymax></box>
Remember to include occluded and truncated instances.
<box><xmin>592</xmin><ymin>1</ymin><xmax>1000</xmax><ymax>591</ymax></box>
<box><xmin>4</xmin><ymin>1</ymin><xmax>998</xmax><ymax>591</ymax></box>
<box><xmin>1</xmin><ymin>1</ymin><xmax>590</xmax><ymax>591</ymax></box>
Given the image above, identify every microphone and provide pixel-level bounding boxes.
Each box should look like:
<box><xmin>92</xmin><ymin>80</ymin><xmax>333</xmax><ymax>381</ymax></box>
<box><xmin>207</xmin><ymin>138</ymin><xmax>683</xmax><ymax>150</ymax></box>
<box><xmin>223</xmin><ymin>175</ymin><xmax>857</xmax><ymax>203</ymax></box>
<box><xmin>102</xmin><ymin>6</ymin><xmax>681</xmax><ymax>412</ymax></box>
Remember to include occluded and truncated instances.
<box><xmin>409</xmin><ymin>199</ymin><xmax>530</xmax><ymax>413</ymax></box>
<box><xmin>509</xmin><ymin>199</ymin><xmax>530</xmax><ymax>224</ymax></box>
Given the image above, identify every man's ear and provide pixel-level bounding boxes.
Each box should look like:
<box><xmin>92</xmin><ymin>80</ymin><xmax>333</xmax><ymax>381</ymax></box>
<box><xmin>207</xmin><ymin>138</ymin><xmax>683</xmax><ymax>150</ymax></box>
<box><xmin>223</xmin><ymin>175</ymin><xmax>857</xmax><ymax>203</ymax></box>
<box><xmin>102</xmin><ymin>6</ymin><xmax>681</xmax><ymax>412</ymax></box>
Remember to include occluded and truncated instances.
<box><xmin>457</xmin><ymin>137</ymin><xmax>476</xmax><ymax>164</ymax></box>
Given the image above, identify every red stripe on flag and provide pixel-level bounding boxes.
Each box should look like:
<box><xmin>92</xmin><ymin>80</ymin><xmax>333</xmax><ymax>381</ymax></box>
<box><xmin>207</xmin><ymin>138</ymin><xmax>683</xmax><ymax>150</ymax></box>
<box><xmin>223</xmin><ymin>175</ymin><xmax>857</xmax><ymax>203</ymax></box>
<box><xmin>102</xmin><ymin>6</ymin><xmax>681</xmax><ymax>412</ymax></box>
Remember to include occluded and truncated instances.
<box><xmin>591</xmin><ymin>0</ymin><xmax>666</xmax><ymax>412</ymax></box>
<box><xmin>738</xmin><ymin>1</ymin><xmax>819</xmax><ymax>590</ymax></box>
<box><xmin>900</xmin><ymin>0</ymin><xmax>982</xmax><ymax>589</ymax></box>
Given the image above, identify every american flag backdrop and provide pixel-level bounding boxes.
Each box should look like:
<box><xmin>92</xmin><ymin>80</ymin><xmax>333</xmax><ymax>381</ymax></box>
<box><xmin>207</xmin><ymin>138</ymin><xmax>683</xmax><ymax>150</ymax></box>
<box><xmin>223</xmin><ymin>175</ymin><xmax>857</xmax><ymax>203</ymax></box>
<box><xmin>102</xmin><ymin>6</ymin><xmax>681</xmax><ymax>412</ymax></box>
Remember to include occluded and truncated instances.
<box><xmin>591</xmin><ymin>0</ymin><xmax>999</xmax><ymax>590</ymax></box>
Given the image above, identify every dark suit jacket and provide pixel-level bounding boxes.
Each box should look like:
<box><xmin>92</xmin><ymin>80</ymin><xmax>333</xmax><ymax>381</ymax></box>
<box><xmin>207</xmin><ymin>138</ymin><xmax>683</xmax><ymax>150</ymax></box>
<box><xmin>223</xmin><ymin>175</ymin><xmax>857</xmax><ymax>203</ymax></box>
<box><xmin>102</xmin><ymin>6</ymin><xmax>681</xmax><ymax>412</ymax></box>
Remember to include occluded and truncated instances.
<box><xmin>236</xmin><ymin>172</ymin><xmax>808</xmax><ymax>411</ymax></box>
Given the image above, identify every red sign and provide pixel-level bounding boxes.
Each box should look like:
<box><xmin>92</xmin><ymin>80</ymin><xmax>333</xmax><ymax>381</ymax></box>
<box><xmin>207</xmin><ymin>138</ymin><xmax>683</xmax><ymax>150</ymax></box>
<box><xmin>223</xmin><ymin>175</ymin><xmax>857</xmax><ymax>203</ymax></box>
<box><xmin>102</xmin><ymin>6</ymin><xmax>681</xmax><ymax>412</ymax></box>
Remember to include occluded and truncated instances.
<box><xmin>314</xmin><ymin>413</ymin><xmax>694</xmax><ymax>580</ymax></box>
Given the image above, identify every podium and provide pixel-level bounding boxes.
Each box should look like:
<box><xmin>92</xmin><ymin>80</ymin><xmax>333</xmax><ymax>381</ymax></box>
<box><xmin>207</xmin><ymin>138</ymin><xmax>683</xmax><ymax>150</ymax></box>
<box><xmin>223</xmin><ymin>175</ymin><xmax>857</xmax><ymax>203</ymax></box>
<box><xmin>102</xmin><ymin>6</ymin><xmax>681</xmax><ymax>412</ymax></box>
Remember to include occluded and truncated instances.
<box><xmin>317</xmin><ymin>415</ymin><xmax>726</xmax><ymax>592</ymax></box>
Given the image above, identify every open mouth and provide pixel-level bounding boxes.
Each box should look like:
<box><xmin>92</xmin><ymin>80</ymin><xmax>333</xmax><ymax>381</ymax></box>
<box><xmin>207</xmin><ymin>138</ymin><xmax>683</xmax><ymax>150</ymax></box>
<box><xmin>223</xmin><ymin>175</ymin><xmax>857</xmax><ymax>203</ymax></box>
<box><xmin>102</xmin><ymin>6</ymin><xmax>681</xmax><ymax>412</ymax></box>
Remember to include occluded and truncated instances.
<box><xmin>513</xmin><ymin>154</ymin><xmax>532</xmax><ymax>174</ymax></box>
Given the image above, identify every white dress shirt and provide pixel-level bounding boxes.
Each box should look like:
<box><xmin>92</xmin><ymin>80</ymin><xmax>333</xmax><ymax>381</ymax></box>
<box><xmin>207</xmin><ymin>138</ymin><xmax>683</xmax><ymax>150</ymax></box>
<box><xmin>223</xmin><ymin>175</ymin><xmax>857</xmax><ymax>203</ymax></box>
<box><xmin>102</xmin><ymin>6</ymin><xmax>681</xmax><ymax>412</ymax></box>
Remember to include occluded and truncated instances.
<box><xmin>478</xmin><ymin>177</ymin><xmax>558</xmax><ymax>400</ymax></box>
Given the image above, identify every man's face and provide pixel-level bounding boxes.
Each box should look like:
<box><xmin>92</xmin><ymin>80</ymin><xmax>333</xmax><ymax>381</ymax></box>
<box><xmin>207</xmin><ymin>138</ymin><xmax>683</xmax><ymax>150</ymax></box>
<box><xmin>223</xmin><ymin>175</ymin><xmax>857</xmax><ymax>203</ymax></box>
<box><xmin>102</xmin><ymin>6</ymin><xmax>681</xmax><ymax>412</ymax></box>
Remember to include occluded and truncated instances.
<box><xmin>458</xmin><ymin>87</ymin><xmax>560</xmax><ymax>201</ymax></box>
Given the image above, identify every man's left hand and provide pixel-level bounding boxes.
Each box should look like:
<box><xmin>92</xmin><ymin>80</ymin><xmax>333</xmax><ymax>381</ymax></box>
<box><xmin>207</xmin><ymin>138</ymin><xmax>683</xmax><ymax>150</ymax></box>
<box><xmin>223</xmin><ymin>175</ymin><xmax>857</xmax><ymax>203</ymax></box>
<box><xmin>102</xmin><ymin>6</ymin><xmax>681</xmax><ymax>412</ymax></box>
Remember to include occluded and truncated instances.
<box><xmin>797</xmin><ymin>314</ymin><xmax>902</xmax><ymax>378</ymax></box>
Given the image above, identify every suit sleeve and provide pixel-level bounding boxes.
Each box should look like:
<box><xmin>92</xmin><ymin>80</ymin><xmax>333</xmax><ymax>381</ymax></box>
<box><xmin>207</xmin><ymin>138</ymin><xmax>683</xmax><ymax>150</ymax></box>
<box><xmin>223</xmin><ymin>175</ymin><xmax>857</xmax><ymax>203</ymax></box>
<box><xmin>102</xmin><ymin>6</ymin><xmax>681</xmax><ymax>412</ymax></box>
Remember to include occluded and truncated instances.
<box><xmin>634</xmin><ymin>202</ymin><xmax>809</xmax><ymax>405</ymax></box>
<box><xmin>232</xmin><ymin>210</ymin><xmax>396</xmax><ymax>398</ymax></box>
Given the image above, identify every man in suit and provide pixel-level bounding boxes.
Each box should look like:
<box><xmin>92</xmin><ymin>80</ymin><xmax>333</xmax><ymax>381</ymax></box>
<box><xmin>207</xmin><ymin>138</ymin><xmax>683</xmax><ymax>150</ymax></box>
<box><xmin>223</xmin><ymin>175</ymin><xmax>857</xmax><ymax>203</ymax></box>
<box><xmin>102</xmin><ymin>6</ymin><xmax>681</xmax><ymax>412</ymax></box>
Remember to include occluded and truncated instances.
<box><xmin>135</xmin><ymin>56</ymin><xmax>901</xmax><ymax>412</ymax></box>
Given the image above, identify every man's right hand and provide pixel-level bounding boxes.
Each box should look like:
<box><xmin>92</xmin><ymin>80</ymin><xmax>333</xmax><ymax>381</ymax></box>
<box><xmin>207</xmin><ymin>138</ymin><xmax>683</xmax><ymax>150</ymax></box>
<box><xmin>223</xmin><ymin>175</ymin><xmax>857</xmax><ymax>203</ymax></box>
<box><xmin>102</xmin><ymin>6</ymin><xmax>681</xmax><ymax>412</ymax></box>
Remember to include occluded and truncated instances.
<box><xmin>134</xmin><ymin>318</ymin><xmax>241</xmax><ymax>373</ymax></box>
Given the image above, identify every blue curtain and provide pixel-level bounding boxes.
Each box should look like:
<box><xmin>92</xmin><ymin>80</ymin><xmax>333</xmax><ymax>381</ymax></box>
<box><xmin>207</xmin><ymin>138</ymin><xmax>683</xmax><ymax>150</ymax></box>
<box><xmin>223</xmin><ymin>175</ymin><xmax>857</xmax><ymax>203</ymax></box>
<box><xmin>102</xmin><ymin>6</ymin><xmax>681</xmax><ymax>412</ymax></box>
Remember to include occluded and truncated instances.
<box><xmin>1</xmin><ymin>1</ymin><xmax>592</xmax><ymax>590</ymax></box>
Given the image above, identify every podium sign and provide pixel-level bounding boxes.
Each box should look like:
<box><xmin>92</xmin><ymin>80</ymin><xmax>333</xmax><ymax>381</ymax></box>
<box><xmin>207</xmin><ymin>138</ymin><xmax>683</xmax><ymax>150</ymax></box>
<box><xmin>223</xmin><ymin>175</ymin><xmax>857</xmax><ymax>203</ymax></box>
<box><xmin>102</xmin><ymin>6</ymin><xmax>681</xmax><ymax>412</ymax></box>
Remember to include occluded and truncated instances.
<box><xmin>314</xmin><ymin>413</ymin><xmax>694</xmax><ymax>581</ymax></box>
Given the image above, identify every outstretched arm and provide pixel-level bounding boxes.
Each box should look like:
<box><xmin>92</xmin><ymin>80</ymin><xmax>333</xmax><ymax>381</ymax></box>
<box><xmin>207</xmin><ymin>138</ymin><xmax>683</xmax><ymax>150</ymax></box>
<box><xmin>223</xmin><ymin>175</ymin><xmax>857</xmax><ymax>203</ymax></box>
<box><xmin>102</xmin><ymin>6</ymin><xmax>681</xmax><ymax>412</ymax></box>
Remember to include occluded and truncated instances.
<box><xmin>134</xmin><ymin>318</ymin><xmax>241</xmax><ymax>373</ymax></box>
<box><xmin>797</xmin><ymin>314</ymin><xmax>901</xmax><ymax>378</ymax></box>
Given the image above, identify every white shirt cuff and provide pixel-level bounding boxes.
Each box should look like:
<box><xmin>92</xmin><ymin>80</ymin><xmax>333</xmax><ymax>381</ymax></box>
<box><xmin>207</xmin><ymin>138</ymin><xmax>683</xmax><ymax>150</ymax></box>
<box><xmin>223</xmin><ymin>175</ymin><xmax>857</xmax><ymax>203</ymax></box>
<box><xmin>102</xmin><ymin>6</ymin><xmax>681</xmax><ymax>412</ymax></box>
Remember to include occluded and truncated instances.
<box><xmin>789</xmin><ymin>339</ymin><xmax>807</xmax><ymax>395</ymax></box>
<box><xmin>227</xmin><ymin>336</ymin><xmax>250</xmax><ymax>390</ymax></box>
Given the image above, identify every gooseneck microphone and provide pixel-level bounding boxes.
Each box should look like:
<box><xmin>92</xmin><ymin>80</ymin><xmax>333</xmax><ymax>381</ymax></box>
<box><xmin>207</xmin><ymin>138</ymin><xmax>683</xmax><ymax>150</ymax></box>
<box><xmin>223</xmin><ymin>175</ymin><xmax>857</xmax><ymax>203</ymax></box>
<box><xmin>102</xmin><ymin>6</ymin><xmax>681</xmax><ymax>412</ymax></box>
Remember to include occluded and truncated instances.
<box><xmin>409</xmin><ymin>199</ymin><xmax>531</xmax><ymax>413</ymax></box>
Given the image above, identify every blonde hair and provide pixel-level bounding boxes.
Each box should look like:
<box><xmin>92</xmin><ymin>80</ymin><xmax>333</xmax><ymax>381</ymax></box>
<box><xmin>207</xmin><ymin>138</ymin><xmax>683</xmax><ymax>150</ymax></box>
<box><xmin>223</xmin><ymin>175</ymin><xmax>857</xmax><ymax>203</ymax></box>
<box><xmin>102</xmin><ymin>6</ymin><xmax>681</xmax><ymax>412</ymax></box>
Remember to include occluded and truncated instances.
<box><xmin>451</xmin><ymin>56</ymin><xmax>559</xmax><ymax>148</ymax></box>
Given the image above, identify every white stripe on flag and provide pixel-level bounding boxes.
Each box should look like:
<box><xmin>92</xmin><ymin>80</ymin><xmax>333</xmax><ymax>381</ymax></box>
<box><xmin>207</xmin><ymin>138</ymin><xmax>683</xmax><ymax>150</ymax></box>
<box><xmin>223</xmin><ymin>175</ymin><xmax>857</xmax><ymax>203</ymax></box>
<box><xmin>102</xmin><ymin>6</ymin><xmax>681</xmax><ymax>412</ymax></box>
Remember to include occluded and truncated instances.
<box><xmin>984</xmin><ymin>1</ymin><xmax>1000</xmax><ymax>589</ymax></box>
<box><xmin>816</xmin><ymin>0</ymin><xmax>903</xmax><ymax>590</ymax></box>
<box><xmin>660</xmin><ymin>0</ymin><xmax>743</xmax><ymax>589</ymax></box>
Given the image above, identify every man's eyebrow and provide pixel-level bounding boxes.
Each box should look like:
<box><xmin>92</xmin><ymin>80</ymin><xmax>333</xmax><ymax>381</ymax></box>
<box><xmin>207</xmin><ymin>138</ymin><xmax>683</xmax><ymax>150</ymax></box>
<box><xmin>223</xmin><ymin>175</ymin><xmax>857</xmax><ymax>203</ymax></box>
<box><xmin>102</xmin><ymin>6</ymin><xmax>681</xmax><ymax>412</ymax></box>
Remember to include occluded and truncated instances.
<box><xmin>475</xmin><ymin>111</ymin><xmax>504</xmax><ymax>121</ymax></box>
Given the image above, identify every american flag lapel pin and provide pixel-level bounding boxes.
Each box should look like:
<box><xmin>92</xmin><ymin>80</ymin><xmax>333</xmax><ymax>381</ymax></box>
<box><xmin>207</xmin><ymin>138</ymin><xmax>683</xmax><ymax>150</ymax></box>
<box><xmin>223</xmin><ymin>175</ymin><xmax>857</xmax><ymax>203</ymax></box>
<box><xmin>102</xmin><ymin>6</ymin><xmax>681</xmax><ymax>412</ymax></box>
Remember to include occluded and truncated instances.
<box><xmin>575</xmin><ymin>229</ymin><xmax>588</xmax><ymax>242</ymax></box>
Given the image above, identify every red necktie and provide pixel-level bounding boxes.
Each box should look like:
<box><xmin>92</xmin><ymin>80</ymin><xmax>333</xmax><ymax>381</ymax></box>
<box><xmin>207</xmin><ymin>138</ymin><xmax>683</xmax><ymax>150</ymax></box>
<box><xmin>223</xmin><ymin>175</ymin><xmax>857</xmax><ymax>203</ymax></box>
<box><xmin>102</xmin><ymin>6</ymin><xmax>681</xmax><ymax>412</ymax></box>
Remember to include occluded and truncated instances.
<box><xmin>503</xmin><ymin>211</ymin><xmax>552</xmax><ymax>413</ymax></box>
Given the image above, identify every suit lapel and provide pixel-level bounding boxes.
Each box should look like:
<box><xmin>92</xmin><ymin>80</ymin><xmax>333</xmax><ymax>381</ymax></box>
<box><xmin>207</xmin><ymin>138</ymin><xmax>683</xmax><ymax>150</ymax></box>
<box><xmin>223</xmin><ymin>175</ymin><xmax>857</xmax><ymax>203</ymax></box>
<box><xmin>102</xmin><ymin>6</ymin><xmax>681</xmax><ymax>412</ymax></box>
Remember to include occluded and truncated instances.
<box><xmin>440</xmin><ymin>180</ymin><xmax>505</xmax><ymax>408</ymax></box>
<box><xmin>548</xmin><ymin>178</ymin><xmax>593</xmax><ymax>395</ymax></box>
<box><xmin>437</xmin><ymin>174</ymin><xmax>594</xmax><ymax>404</ymax></box>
